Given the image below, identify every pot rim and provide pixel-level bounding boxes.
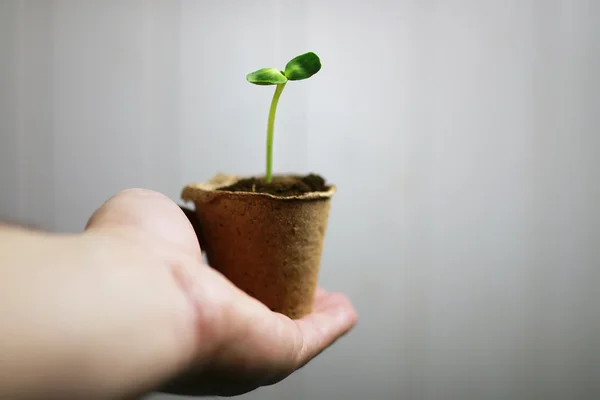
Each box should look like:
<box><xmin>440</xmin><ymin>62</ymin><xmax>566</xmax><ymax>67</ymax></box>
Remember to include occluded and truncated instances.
<box><xmin>181</xmin><ymin>173</ymin><xmax>336</xmax><ymax>202</ymax></box>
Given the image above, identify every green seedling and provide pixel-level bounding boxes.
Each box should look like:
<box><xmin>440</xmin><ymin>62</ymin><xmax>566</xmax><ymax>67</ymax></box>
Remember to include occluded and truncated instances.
<box><xmin>246</xmin><ymin>52</ymin><xmax>321</xmax><ymax>183</ymax></box>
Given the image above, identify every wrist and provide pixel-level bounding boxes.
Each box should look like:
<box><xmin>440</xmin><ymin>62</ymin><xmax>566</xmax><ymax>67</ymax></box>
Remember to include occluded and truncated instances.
<box><xmin>0</xmin><ymin>228</ymin><xmax>201</xmax><ymax>399</ymax></box>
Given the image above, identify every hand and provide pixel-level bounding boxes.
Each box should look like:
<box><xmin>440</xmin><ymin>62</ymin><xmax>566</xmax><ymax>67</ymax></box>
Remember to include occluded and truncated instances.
<box><xmin>84</xmin><ymin>188</ymin><xmax>357</xmax><ymax>397</ymax></box>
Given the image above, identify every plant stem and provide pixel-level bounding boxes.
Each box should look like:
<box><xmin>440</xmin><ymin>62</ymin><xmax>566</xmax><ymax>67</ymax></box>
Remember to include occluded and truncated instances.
<box><xmin>266</xmin><ymin>83</ymin><xmax>286</xmax><ymax>183</ymax></box>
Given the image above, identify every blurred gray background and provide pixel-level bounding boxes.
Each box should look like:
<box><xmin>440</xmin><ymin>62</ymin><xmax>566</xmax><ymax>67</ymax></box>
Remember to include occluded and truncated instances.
<box><xmin>1</xmin><ymin>1</ymin><xmax>599</xmax><ymax>399</ymax></box>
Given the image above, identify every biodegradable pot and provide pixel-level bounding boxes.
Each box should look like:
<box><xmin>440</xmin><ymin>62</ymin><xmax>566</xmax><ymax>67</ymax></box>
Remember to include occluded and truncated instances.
<box><xmin>181</xmin><ymin>174</ymin><xmax>336</xmax><ymax>319</ymax></box>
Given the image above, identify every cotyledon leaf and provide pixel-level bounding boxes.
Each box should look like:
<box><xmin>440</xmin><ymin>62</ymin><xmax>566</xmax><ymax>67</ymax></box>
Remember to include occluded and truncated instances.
<box><xmin>283</xmin><ymin>52</ymin><xmax>321</xmax><ymax>81</ymax></box>
<box><xmin>246</xmin><ymin>68</ymin><xmax>288</xmax><ymax>85</ymax></box>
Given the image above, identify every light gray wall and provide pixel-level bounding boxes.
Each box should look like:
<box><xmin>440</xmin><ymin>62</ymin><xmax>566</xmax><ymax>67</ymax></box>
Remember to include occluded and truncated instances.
<box><xmin>1</xmin><ymin>1</ymin><xmax>599</xmax><ymax>399</ymax></box>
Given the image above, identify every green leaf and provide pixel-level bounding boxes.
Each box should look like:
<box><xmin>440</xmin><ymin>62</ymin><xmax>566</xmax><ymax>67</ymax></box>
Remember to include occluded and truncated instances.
<box><xmin>284</xmin><ymin>52</ymin><xmax>321</xmax><ymax>81</ymax></box>
<box><xmin>246</xmin><ymin>68</ymin><xmax>288</xmax><ymax>85</ymax></box>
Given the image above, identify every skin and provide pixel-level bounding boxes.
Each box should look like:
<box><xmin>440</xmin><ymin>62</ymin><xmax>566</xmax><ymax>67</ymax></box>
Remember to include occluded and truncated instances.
<box><xmin>0</xmin><ymin>188</ymin><xmax>357</xmax><ymax>400</ymax></box>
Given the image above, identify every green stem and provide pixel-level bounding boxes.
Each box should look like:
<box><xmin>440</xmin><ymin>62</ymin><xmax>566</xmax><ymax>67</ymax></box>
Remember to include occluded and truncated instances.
<box><xmin>266</xmin><ymin>83</ymin><xmax>286</xmax><ymax>183</ymax></box>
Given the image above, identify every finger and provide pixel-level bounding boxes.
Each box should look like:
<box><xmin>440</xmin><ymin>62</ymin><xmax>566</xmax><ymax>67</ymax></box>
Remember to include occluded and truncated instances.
<box><xmin>157</xmin><ymin>275</ymin><xmax>357</xmax><ymax>396</ymax></box>
<box><xmin>293</xmin><ymin>292</ymin><xmax>358</xmax><ymax>368</ymax></box>
<box><xmin>213</xmin><ymin>287</ymin><xmax>357</xmax><ymax>379</ymax></box>
<box><xmin>314</xmin><ymin>287</ymin><xmax>330</xmax><ymax>305</ymax></box>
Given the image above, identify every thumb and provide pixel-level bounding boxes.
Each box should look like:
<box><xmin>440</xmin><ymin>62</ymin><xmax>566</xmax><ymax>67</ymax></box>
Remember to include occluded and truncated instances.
<box><xmin>85</xmin><ymin>188</ymin><xmax>201</xmax><ymax>256</ymax></box>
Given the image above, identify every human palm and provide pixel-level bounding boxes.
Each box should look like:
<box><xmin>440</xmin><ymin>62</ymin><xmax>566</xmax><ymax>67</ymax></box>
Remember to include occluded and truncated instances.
<box><xmin>84</xmin><ymin>188</ymin><xmax>357</xmax><ymax>397</ymax></box>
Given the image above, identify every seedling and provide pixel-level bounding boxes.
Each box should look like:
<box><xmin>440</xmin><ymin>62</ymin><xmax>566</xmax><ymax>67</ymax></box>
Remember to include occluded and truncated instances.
<box><xmin>246</xmin><ymin>52</ymin><xmax>321</xmax><ymax>183</ymax></box>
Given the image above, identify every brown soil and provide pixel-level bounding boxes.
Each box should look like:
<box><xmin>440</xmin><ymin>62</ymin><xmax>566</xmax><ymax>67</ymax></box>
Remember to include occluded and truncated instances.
<box><xmin>219</xmin><ymin>174</ymin><xmax>329</xmax><ymax>197</ymax></box>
